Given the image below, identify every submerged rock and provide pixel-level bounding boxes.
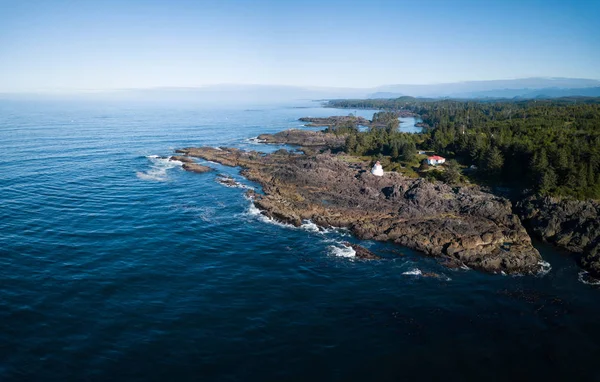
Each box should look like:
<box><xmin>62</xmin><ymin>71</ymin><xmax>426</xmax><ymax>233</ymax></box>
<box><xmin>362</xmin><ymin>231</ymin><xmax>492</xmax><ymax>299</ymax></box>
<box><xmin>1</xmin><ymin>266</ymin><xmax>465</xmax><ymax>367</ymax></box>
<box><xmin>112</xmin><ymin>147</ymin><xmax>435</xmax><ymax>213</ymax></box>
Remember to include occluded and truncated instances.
<box><xmin>177</xmin><ymin>146</ymin><xmax>543</xmax><ymax>274</ymax></box>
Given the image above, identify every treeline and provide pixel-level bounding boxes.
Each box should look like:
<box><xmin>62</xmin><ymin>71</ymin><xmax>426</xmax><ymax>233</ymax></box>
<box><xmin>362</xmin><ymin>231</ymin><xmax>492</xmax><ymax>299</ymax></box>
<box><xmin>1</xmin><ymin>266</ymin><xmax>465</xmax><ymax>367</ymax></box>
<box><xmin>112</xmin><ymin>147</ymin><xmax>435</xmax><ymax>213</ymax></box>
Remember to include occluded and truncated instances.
<box><xmin>323</xmin><ymin>112</ymin><xmax>418</xmax><ymax>161</ymax></box>
<box><xmin>345</xmin><ymin>125</ymin><xmax>418</xmax><ymax>162</ymax></box>
<box><xmin>328</xmin><ymin>98</ymin><xmax>600</xmax><ymax>199</ymax></box>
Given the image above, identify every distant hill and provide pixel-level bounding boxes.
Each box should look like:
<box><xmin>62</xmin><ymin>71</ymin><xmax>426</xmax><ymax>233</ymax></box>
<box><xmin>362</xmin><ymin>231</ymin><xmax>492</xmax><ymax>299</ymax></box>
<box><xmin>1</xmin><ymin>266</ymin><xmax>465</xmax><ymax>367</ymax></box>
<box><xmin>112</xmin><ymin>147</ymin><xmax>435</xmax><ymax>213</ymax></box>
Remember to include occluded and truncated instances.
<box><xmin>3</xmin><ymin>78</ymin><xmax>600</xmax><ymax>102</ymax></box>
<box><xmin>519</xmin><ymin>87</ymin><xmax>600</xmax><ymax>99</ymax></box>
<box><xmin>368</xmin><ymin>78</ymin><xmax>600</xmax><ymax>99</ymax></box>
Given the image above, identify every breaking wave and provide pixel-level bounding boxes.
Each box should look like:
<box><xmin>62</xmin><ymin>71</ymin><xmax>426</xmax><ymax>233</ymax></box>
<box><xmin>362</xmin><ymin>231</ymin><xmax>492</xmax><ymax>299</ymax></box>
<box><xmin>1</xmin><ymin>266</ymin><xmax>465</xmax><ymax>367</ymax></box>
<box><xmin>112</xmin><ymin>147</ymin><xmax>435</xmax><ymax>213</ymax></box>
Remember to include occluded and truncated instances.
<box><xmin>216</xmin><ymin>176</ymin><xmax>254</xmax><ymax>190</ymax></box>
<box><xmin>536</xmin><ymin>260</ymin><xmax>552</xmax><ymax>276</ymax></box>
<box><xmin>245</xmin><ymin>202</ymin><xmax>295</xmax><ymax>228</ymax></box>
<box><xmin>300</xmin><ymin>220</ymin><xmax>320</xmax><ymax>232</ymax></box>
<box><xmin>578</xmin><ymin>271</ymin><xmax>600</xmax><ymax>286</ymax></box>
<box><xmin>246</xmin><ymin>137</ymin><xmax>266</xmax><ymax>144</ymax></box>
<box><xmin>329</xmin><ymin>243</ymin><xmax>356</xmax><ymax>258</ymax></box>
<box><xmin>136</xmin><ymin>155</ymin><xmax>182</xmax><ymax>181</ymax></box>
<box><xmin>244</xmin><ymin>202</ymin><xmax>345</xmax><ymax>236</ymax></box>
<box><xmin>402</xmin><ymin>268</ymin><xmax>423</xmax><ymax>276</ymax></box>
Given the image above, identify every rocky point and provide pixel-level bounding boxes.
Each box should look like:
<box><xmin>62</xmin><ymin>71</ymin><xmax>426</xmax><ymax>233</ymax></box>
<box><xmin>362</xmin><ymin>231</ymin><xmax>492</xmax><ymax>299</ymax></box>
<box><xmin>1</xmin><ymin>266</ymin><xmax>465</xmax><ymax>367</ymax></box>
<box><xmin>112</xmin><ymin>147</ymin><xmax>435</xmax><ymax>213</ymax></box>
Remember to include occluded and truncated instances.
<box><xmin>175</xmin><ymin>144</ymin><xmax>543</xmax><ymax>274</ymax></box>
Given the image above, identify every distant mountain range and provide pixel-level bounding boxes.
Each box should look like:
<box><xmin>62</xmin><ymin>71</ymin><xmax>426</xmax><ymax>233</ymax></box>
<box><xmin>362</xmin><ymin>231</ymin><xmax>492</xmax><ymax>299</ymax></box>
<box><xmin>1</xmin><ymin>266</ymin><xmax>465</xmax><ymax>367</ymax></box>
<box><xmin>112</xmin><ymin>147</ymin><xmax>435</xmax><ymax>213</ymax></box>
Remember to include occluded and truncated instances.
<box><xmin>366</xmin><ymin>78</ymin><xmax>600</xmax><ymax>99</ymax></box>
<box><xmin>3</xmin><ymin>78</ymin><xmax>600</xmax><ymax>102</ymax></box>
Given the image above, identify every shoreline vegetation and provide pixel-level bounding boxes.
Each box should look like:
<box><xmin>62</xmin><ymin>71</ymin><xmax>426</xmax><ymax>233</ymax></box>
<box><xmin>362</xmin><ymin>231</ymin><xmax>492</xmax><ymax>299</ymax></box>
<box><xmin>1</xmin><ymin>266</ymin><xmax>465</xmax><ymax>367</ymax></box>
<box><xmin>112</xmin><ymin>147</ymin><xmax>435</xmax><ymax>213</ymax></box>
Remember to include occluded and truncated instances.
<box><xmin>175</xmin><ymin>97</ymin><xmax>600</xmax><ymax>278</ymax></box>
<box><xmin>326</xmin><ymin>97</ymin><xmax>600</xmax><ymax>200</ymax></box>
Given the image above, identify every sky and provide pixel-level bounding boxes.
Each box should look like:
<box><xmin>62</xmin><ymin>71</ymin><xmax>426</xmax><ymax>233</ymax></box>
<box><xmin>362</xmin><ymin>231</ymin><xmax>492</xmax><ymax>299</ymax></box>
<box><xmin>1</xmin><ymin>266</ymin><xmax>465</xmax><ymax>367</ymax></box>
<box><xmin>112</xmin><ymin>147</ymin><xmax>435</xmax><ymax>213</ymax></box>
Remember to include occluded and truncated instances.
<box><xmin>0</xmin><ymin>0</ymin><xmax>599</xmax><ymax>92</ymax></box>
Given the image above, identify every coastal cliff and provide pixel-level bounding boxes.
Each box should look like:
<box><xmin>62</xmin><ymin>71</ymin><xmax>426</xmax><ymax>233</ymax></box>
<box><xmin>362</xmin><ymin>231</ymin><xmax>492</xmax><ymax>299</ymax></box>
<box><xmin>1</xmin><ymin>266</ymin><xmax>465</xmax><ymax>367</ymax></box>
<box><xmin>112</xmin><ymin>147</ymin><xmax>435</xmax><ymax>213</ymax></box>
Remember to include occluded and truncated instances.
<box><xmin>518</xmin><ymin>196</ymin><xmax>600</xmax><ymax>277</ymax></box>
<box><xmin>176</xmin><ymin>145</ymin><xmax>543</xmax><ymax>274</ymax></box>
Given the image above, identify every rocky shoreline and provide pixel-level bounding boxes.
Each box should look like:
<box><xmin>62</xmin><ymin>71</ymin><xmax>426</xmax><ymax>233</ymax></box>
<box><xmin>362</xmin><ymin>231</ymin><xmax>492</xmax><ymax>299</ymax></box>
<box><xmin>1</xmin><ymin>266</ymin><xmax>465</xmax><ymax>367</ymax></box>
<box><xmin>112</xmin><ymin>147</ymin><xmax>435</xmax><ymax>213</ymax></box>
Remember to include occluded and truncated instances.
<box><xmin>173</xmin><ymin>126</ymin><xmax>600</xmax><ymax>278</ymax></box>
<box><xmin>518</xmin><ymin>196</ymin><xmax>600</xmax><ymax>277</ymax></box>
<box><xmin>175</xmin><ymin>143</ymin><xmax>545</xmax><ymax>275</ymax></box>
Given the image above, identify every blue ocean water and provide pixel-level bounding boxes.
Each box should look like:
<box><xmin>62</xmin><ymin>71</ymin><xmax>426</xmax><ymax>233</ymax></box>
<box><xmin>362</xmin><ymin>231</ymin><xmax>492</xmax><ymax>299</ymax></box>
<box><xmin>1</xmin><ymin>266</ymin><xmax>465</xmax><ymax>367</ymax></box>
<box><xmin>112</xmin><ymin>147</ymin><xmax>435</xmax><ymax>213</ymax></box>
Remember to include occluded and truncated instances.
<box><xmin>1</xmin><ymin>100</ymin><xmax>599</xmax><ymax>381</ymax></box>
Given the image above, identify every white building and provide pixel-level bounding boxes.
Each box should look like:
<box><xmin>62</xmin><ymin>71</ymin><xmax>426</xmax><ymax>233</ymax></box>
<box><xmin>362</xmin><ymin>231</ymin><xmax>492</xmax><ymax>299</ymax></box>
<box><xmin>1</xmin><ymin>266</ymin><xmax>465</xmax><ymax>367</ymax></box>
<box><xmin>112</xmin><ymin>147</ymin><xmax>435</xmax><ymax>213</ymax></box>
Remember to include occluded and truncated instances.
<box><xmin>427</xmin><ymin>155</ymin><xmax>446</xmax><ymax>166</ymax></box>
<box><xmin>371</xmin><ymin>161</ymin><xmax>384</xmax><ymax>176</ymax></box>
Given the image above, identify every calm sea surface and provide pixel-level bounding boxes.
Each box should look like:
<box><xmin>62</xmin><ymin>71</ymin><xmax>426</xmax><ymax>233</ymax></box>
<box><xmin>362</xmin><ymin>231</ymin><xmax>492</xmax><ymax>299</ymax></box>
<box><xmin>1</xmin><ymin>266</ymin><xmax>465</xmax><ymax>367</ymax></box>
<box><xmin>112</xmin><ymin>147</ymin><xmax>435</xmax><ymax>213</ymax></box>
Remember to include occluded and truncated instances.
<box><xmin>1</xmin><ymin>100</ymin><xmax>599</xmax><ymax>381</ymax></box>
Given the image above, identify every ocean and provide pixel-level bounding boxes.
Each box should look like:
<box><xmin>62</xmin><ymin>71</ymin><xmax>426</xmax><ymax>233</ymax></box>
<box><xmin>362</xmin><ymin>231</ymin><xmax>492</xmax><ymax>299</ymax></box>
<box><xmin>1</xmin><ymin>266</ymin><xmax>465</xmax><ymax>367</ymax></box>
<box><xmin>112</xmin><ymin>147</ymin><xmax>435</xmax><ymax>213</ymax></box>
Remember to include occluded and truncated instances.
<box><xmin>1</xmin><ymin>99</ymin><xmax>599</xmax><ymax>381</ymax></box>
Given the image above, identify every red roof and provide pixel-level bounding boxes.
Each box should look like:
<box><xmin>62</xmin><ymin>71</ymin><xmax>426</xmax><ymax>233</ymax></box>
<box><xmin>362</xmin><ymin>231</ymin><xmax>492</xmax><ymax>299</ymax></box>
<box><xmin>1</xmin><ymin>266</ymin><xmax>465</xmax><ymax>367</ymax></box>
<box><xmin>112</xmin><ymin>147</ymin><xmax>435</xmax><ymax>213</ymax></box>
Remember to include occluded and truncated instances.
<box><xmin>428</xmin><ymin>155</ymin><xmax>445</xmax><ymax>160</ymax></box>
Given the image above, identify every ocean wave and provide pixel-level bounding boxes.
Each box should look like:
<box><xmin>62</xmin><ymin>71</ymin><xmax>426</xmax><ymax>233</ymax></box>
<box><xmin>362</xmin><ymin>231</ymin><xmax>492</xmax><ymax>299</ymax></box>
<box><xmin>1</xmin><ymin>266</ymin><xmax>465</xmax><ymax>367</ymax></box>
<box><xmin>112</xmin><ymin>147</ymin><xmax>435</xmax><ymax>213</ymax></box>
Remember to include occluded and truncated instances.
<box><xmin>136</xmin><ymin>155</ymin><xmax>182</xmax><ymax>182</ymax></box>
<box><xmin>536</xmin><ymin>260</ymin><xmax>552</xmax><ymax>276</ymax></box>
<box><xmin>245</xmin><ymin>202</ymin><xmax>345</xmax><ymax>236</ymax></box>
<box><xmin>402</xmin><ymin>268</ymin><xmax>422</xmax><ymax>276</ymax></box>
<box><xmin>578</xmin><ymin>271</ymin><xmax>600</xmax><ymax>286</ymax></box>
<box><xmin>300</xmin><ymin>220</ymin><xmax>320</xmax><ymax>232</ymax></box>
<box><xmin>245</xmin><ymin>202</ymin><xmax>296</xmax><ymax>228</ymax></box>
<box><xmin>328</xmin><ymin>243</ymin><xmax>356</xmax><ymax>258</ymax></box>
<box><xmin>216</xmin><ymin>176</ymin><xmax>254</xmax><ymax>190</ymax></box>
<box><xmin>246</xmin><ymin>137</ymin><xmax>266</xmax><ymax>144</ymax></box>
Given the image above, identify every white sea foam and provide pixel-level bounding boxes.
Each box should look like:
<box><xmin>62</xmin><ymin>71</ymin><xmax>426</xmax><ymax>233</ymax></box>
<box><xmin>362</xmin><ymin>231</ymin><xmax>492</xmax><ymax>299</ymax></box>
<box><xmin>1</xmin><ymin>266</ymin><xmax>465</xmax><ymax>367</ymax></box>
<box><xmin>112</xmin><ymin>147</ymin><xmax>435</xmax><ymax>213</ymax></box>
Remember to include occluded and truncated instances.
<box><xmin>245</xmin><ymin>203</ymin><xmax>344</xmax><ymax>235</ymax></box>
<box><xmin>329</xmin><ymin>244</ymin><xmax>356</xmax><ymax>258</ymax></box>
<box><xmin>300</xmin><ymin>220</ymin><xmax>320</xmax><ymax>232</ymax></box>
<box><xmin>216</xmin><ymin>177</ymin><xmax>254</xmax><ymax>190</ymax></box>
<box><xmin>247</xmin><ymin>202</ymin><xmax>263</xmax><ymax>216</ymax></box>
<box><xmin>402</xmin><ymin>268</ymin><xmax>423</xmax><ymax>276</ymax></box>
<box><xmin>246</xmin><ymin>137</ymin><xmax>266</xmax><ymax>144</ymax></box>
<box><xmin>578</xmin><ymin>271</ymin><xmax>600</xmax><ymax>286</ymax></box>
<box><xmin>246</xmin><ymin>202</ymin><xmax>295</xmax><ymax>228</ymax></box>
<box><xmin>136</xmin><ymin>155</ymin><xmax>182</xmax><ymax>182</ymax></box>
<box><xmin>536</xmin><ymin>260</ymin><xmax>552</xmax><ymax>276</ymax></box>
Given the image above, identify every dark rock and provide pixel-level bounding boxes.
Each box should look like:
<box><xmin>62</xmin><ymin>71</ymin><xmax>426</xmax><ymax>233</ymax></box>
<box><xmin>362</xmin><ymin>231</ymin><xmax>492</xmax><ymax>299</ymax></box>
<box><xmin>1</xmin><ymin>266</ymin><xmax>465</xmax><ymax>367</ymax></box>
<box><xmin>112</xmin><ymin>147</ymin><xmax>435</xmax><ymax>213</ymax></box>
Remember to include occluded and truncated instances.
<box><xmin>169</xmin><ymin>155</ymin><xmax>195</xmax><ymax>163</ymax></box>
<box><xmin>517</xmin><ymin>196</ymin><xmax>600</xmax><ymax>277</ymax></box>
<box><xmin>216</xmin><ymin>175</ymin><xmax>238</xmax><ymax>187</ymax></box>
<box><xmin>182</xmin><ymin>163</ymin><xmax>213</xmax><ymax>173</ymax></box>
<box><xmin>342</xmin><ymin>242</ymin><xmax>381</xmax><ymax>260</ymax></box>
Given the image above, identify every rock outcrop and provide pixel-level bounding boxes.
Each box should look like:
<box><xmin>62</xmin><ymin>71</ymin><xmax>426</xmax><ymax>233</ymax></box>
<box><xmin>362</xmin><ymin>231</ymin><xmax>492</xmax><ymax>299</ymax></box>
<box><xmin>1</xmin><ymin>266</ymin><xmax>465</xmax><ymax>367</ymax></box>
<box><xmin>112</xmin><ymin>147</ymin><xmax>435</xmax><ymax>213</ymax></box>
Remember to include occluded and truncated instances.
<box><xmin>182</xmin><ymin>163</ymin><xmax>213</xmax><ymax>173</ymax></box>
<box><xmin>299</xmin><ymin>116</ymin><xmax>370</xmax><ymax>127</ymax></box>
<box><xmin>257</xmin><ymin>130</ymin><xmax>346</xmax><ymax>150</ymax></box>
<box><xmin>517</xmin><ymin>196</ymin><xmax>600</xmax><ymax>277</ymax></box>
<box><xmin>176</xmin><ymin>146</ymin><xmax>543</xmax><ymax>274</ymax></box>
<box><xmin>343</xmin><ymin>242</ymin><xmax>381</xmax><ymax>260</ymax></box>
<box><xmin>169</xmin><ymin>155</ymin><xmax>195</xmax><ymax>164</ymax></box>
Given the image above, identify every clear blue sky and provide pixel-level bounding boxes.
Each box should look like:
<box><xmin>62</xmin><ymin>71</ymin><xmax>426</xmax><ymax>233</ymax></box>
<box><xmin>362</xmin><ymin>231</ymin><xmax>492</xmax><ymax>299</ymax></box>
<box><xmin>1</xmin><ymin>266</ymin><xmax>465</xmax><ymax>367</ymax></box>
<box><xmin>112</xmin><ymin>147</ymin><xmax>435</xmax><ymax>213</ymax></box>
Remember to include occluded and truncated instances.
<box><xmin>0</xmin><ymin>0</ymin><xmax>598</xmax><ymax>91</ymax></box>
